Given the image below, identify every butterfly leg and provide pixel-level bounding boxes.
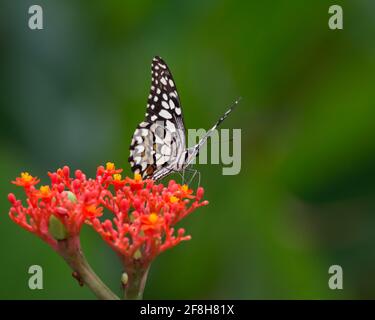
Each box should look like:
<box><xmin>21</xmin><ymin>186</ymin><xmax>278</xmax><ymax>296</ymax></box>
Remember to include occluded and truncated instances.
<box><xmin>189</xmin><ymin>169</ymin><xmax>201</xmax><ymax>188</ymax></box>
<box><xmin>174</xmin><ymin>170</ymin><xmax>186</xmax><ymax>185</ymax></box>
<box><xmin>184</xmin><ymin>167</ymin><xmax>201</xmax><ymax>188</ymax></box>
<box><xmin>182</xmin><ymin>168</ymin><xmax>186</xmax><ymax>185</ymax></box>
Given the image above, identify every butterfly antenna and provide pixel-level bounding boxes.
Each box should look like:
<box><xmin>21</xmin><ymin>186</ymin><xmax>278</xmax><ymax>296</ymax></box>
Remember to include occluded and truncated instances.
<box><xmin>215</xmin><ymin>96</ymin><xmax>242</xmax><ymax>128</ymax></box>
<box><xmin>187</xmin><ymin>97</ymin><xmax>241</xmax><ymax>165</ymax></box>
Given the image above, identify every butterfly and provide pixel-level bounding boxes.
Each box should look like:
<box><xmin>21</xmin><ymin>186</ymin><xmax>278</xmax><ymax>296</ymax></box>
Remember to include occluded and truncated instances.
<box><xmin>128</xmin><ymin>56</ymin><xmax>239</xmax><ymax>182</ymax></box>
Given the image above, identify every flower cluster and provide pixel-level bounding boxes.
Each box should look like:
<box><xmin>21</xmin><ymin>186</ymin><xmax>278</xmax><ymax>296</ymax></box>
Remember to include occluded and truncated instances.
<box><xmin>8</xmin><ymin>163</ymin><xmax>208</xmax><ymax>266</ymax></box>
<box><xmin>91</xmin><ymin>173</ymin><xmax>208</xmax><ymax>268</ymax></box>
<box><xmin>8</xmin><ymin>166</ymin><xmax>104</xmax><ymax>250</ymax></box>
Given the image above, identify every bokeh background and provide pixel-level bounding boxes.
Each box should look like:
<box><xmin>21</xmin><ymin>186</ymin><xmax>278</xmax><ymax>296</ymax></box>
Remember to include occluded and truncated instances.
<box><xmin>1</xmin><ymin>0</ymin><xmax>375</xmax><ymax>299</ymax></box>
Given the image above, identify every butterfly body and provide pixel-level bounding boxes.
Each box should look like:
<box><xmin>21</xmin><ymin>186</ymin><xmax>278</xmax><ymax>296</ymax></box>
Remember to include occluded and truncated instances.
<box><xmin>128</xmin><ymin>56</ymin><xmax>238</xmax><ymax>181</ymax></box>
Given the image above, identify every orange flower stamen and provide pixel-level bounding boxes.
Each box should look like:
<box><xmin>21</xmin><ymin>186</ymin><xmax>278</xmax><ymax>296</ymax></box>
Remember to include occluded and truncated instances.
<box><xmin>170</xmin><ymin>196</ymin><xmax>179</xmax><ymax>203</ymax></box>
<box><xmin>106</xmin><ymin>162</ymin><xmax>115</xmax><ymax>171</ymax></box>
<box><xmin>38</xmin><ymin>185</ymin><xmax>52</xmax><ymax>198</ymax></box>
<box><xmin>113</xmin><ymin>174</ymin><xmax>122</xmax><ymax>181</ymax></box>
<box><xmin>148</xmin><ymin>213</ymin><xmax>159</xmax><ymax>224</ymax></box>
<box><xmin>21</xmin><ymin>172</ymin><xmax>33</xmax><ymax>182</ymax></box>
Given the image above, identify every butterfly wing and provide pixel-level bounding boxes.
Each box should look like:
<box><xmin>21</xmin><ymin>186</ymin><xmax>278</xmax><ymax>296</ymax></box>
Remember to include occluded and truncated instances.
<box><xmin>129</xmin><ymin>56</ymin><xmax>186</xmax><ymax>179</ymax></box>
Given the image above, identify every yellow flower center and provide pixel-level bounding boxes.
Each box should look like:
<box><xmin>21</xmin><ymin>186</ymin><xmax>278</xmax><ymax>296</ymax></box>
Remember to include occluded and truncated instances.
<box><xmin>148</xmin><ymin>213</ymin><xmax>158</xmax><ymax>224</ymax></box>
<box><xmin>181</xmin><ymin>184</ymin><xmax>189</xmax><ymax>192</ymax></box>
<box><xmin>21</xmin><ymin>172</ymin><xmax>33</xmax><ymax>182</ymax></box>
<box><xmin>134</xmin><ymin>173</ymin><xmax>142</xmax><ymax>181</ymax></box>
<box><xmin>106</xmin><ymin>162</ymin><xmax>115</xmax><ymax>171</ymax></box>
<box><xmin>113</xmin><ymin>174</ymin><xmax>122</xmax><ymax>181</ymax></box>
<box><xmin>39</xmin><ymin>185</ymin><xmax>51</xmax><ymax>196</ymax></box>
<box><xmin>85</xmin><ymin>205</ymin><xmax>97</xmax><ymax>215</ymax></box>
<box><xmin>170</xmin><ymin>196</ymin><xmax>179</xmax><ymax>203</ymax></box>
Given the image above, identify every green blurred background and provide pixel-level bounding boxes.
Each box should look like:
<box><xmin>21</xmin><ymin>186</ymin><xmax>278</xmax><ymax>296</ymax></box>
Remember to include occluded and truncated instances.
<box><xmin>1</xmin><ymin>0</ymin><xmax>375</xmax><ymax>299</ymax></box>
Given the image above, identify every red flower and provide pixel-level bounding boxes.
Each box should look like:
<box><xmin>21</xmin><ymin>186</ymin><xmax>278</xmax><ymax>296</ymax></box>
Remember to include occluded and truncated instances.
<box><xmin>12</xmin><ymin>172</ymin><xmax>40</xmax><ymax>188</ymax></box>
<box><xmin>36</xmin><ymin>185</ymin><xmax>53</xmax><ymax>200</ymax></box>
<box><xmin>111</xmin><ymin>173</ymin><xmax>126</xmax><ymax>190</ymax></box>
<box><xmin>8</xmin><ymin>163</ymin><xmax>208</xmax><ymax>269</ymax></box>
<box><xmin>140</xmin><ymin>213</ymin><xmax>164</xmax><ymax>233</ymax></box>
<box><xmin>90</xmin><ymin>173</ymin><xmax>208</xmax><ymax>269</ymax></box>
<box><xmin>8</xmin><ymin>166</ymin><xmax>106</xmax><ymax>250</ymax></box>
<box><xmin>124</xmin><ymin>173</ymin><xmax>144</xmax><ymax>191</ymax></box>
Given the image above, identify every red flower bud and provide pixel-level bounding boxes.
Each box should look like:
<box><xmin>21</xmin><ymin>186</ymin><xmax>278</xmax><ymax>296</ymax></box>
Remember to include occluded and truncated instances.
<box><xmin>55</xmin><ymin>207</ymin><xmax>69</xmax><ymax>216</ymax></box>
<box><xmin>75</xmin><ymin>170</ymin><xmax>84</xmax><ymax>179</ymax></box>
<box><xmin>8</xmin><ymin>193</ymin><xmax>17</xmax><ymax>204</ymax></box>
<box><xmin>63</xmin><ymin>166</ymin><xmax>70</xmax><ymax>178</ymax></box>
<box><xmin>196</xmin><ymin>187</ymin><xmax>204</xmax><ymax>200</ymax></box>
<box><xmin>72</xmin><ymin>179</ymin><xmax>81</xmax><ymax>191</ymax></box>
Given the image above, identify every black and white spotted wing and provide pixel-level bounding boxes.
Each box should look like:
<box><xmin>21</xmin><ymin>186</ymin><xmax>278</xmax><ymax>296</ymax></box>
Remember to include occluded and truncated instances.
<box><xmin>128</xmin><ymin>56</ymin><xmax>186</xmax><ymax>179</ymax></box>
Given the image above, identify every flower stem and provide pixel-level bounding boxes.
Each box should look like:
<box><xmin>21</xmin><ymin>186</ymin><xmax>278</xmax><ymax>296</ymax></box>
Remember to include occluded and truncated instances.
<box><xmin>57</xmin><ymin>237</ymin><xmax>119</xmax><ymax>300</ymax></box>
<box><xmin>123</xmin><ymin>264</ymin><xmax>150</xmax><ymax>300</ymax></box>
